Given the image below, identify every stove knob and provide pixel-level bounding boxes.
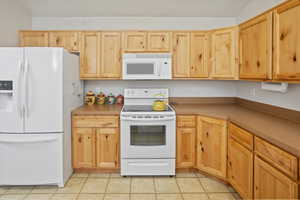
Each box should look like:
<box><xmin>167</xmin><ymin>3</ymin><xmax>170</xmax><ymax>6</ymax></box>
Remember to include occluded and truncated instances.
<box><xmin>160</xmin><ymin>116</ymin><xmax>164</xmax><ymax>118</ymax></box>
<box><xmin>145</xmin><ymin>116</ymin><xmax>151</xmax><ymax>118</ymax></box>
<box><xmin>138</xmin><ymin>116</ymin><xmax>143</xmax><ymax>118</ymax></box>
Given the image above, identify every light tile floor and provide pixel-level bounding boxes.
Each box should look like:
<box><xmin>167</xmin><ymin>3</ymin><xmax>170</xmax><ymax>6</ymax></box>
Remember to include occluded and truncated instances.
<box><xmin>0</xmin><ymin>172</ymin><xmax>241</xmax><ymax>200</ymax></box>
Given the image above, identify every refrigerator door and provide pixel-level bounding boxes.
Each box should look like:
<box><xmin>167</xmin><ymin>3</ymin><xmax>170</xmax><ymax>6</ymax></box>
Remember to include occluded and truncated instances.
<box><xmin>24</xmin><ymin>48</ymin><xmax>63</xmax><ymax>133</ymax></box>
<box><xmin>0</xmin><ymin>48</ymin><xmax>24</xmax><ymax>133</ymax></box>
<box><xmin>0</xmin><ymin>133</ymin><xmax>63</xmax><ymax>186</ymax></box>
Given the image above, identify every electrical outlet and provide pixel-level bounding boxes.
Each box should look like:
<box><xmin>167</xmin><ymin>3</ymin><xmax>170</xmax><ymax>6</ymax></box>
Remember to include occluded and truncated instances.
<box><xmin>251</xmin><ymin>88</ymin><xmax>256</xmax><ymax>97</ymax></box>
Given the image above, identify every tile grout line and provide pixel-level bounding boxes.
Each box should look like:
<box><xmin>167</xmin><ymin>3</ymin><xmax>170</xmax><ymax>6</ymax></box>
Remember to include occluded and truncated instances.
<box><xmin>196</xmin><ymin>173</ymin><xmax>210</xmax><ymax>200</ymax></box>
<box><xmin>129</xmin><ymin>176</ymin><xmax>132</xmax><ymax>200</ymax></box>
<box><xmin>174</xmin><ymin>175</ymin><xmax>184</xmax><ymax>200</ymax></box>
<box><xmin>152</xmin><ymin>177</ymin><xmax>158</xmax><ymax>200</ymax></box>
<box><xmin>102</xmin><ymin>173</ymin><xmax>111</xmax><ymax>200</ymax></box>
<box><xmin>75</xmin><ymin>176</ymin><xmax>89</xmax><ymax>200</ymax></box>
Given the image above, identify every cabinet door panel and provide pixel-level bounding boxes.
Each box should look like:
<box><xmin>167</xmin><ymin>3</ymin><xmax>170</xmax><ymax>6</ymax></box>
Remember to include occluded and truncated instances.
<box><xmin>190</xmin><ymin>32</ymin><xmax>209</xmax><ymax>78</ymax></box>
<box><xmin>49</xmin><ymin>31</ymin><xmax>80</xmax><ymax>52</ymax></box>
<box><xmin>101</xmin><ymin>32</ymin><xmax>122</xmax><ymax>78</ymax></box>
<box><xmin>80</xmin><ymin>32</ymin><xmax>100</xmax><ymax>78</ymax></box>
<box><xmin>197</xmin><ymin>116</ymin><xmax>227</xmax><ymax>178</ymax></box>
<box><xmin>176</xmin><ymin>128</ymin><xmax>196</xmax><ymax>168</ymax></box>
<box><xmin>228</xmin><ymin>138</ymin><xmax>253</xmax><ymax>199</ymax></box>
<box><xmin>273</xmin><ymin>1</ymin><xmax>300</xmax><ymax>80</ymax></box>
<box><xmin>239</xmin><ymin>13</ymin><xmax>273</xmax><ymax>79</ymax></box>
<box><xmin>73</xmin><ymin>128</ymin><xmax>95</xmax><ymax>168</ymax></box>
<box><xmin>210</xmin><ymin>27</ymin><xmax>238</xmax><ymax>79</ymax></box>
<box><xmin>96</xmin><ymin>131</ymin><xmax>119</xmax><ymax>168</ymax></box>
<box><xmin>254</xmin><ymin>156</ymin><xmax>298</xmax><ymax>199</ymax></box>
<box><xmin>147</xmin><ymin>32</ymin><xmax>171</xmax><ymax>51</ymax></box>
<box><xmin>20</xmin><ymin>31</ymin><xmax>49</xmax><ymax>47</ymax></box>
<box><xmin>173</xmin><ymin>32</ymin><xmax>190</xmax><ymax>78</ymax></box>
<box><xmin>123</xmin><ymin>32</ymin><xmax>146</xmax><ymax>51</ymax></box>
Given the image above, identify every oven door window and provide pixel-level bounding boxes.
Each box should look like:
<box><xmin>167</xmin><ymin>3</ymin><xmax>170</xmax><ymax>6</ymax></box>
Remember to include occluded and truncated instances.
<box><xmin>130</xmin><ymin>125</ymin><xmax>166</xmax><ymax>146</ymax></box>
<box><xmin>126</xmin><ymin>63</ymin><xmax>156</xmax><ymax>75</ymax></box>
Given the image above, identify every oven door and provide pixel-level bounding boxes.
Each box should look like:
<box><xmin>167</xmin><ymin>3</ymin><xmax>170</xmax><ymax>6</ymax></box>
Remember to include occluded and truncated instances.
<box><xmin>121</xmin><ymin>118</ymin><xmax>175</xmax><ymax>159</ymax></box>
<box><xmin>123</xmin><ymin>59</ymin><xmax>160</xmax><ymax>80</ymax></box>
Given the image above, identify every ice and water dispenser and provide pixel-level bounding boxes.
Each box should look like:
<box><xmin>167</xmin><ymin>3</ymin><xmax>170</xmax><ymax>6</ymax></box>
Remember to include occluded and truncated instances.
<box><xmin>0</xmin><ymin>81</ymin><xmax>13</xmax><ymax>112</ymax></box>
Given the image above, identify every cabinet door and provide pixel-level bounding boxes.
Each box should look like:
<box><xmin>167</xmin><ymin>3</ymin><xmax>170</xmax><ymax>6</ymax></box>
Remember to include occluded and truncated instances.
<box><xmin>239</xmin><ymin>12</ymin><xmax>273</xmax><ymax>80</ymax></box>
<box><xmin>173</xmin><ymin>32</ymin><xmax>190</xmax><ymax>78</ymax></box>
<box><xmin>100</xmin><ymin>32</ymin><xmax>122</xmax><ymax>78</ymax></box>
<box><xmin>80</xmin><ymin>32</ymin><xmax>100</xmax><ymax>78</ymax></box>
<box><xmin>176</xmin><ymin>128</ymin><xmax>196</xmax><ymax>168</ymax></box>
<box><xmin>19</xmin><ymin>31</ymin><xmax>49</xmax><ymax>47</ymax></box>
<box><xmin>49</xmin><ymin>31</ymin><xmax>80</xmax><ymax>52</ymax></box>
<box><xmin>273</xmin><ymin>1</ymin><xmax>300</xmax><ymax>81</ymax></box>
<box><xmin>254</xmin><ymin>156</ymin><xmax>298</xmax><ymax>199</ymax></box>
<box><xmin>123</xmin><ymin>31</ymin><xmax>147</xmax><ymax>51</ymax></box>
<box><xmin>96</xmin><ymin>128</ymin><xmax>119</xmax><ymax>168</ymax></box>
<box><xmin>210</xmin><ymin>27</ymin><xmax>238</xmax><ymax>79</ymax></box>
<box><xmin>190</xmin><ymin>32</ymin><xmax>209</xmax><ymax>78</ymax></box>
<box><xmin>197</xmin><ymin>116</ymin><xmax>227</xmax><ymax>178</ymax></box>
<box><xmin>228</xmin><ymin>138</ymin><xmax>253</xmax><ymax>199</ymax></box>
<box><xmin>73</xmin><ymin>128</ymin><xmax>96</xmax><ymax>168</ymax></box>
<box><xmin>147</xmin><ymin>32</ymin><xmax>171</xmax><ymax>52</ymax></box>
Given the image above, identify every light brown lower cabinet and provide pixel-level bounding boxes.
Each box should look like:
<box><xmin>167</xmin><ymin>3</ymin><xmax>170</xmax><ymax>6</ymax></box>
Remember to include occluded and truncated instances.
<box><xmin>197</xmin><ymin>116</ymin><xmax>227</xmax><ymax>179</ymax></box>
<box><xmin>254</xmin><ymin>155</ymin><xmax>298</xmax><ymax>199</ymax></box>
<box><xmin>176</xmin><ymin>128</ymin><xmax>196</xmax><ymax>168</ymax></box>
<box><xmin>228</xmin><ymin>138</ymin><xmax>253</xmax><ymax>199</ymax></box>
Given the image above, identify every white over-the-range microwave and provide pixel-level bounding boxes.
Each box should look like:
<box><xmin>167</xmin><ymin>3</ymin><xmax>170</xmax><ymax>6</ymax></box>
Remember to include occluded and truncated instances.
<box><xmin>122</xmin><ymin>53</ymin><xmax>172</xmax><ymax>80</ymax></box>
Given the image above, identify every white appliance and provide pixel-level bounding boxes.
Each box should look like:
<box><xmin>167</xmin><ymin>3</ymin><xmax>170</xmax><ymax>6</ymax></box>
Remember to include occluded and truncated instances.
<box><xmin>121</xmin><ymin>88</ymin><xmax>176</xmax><ymax>176</ymax></box>
<box><xmin>0</xmin><ymin>47</ymin><xmax>83</xmax><ymax>187</ymax></box>
<box><xmin>122</xmin><ymin>53</ymin><xmax>172</xmax><ymax>80</ymax></box>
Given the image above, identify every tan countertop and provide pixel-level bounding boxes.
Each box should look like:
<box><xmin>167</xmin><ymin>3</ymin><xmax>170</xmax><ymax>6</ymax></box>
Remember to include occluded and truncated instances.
<box><xmin>72</xmin><ymin>103</ymin><xmax>300</xmax><ymax>157</ymax></box>
<box><xmin>172</xmin><ymin>103</ymin><xmax>300</xmax><ymax>158</ymax></box>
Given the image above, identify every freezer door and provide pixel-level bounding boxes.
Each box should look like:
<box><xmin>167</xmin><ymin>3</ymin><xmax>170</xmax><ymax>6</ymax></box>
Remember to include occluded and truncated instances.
<box><xmin>24</xmin><ymin>48</ymin><xmax>63</xmax><ymax>133</ymax></box>
<box><xmin>0</xmin><ymin>48</ymin><xmax>24</xmax><ymax>133</ymax></box>
<box><xmin>0</xmin><ymin>134</ymin><xmax>63</xmax><ymax>186</ymax></box>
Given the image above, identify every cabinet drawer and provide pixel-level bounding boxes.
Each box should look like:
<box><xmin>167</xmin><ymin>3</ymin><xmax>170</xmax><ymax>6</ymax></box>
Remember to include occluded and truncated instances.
<box><xmin>177</xmin><ymin>115</ymin><xmax>196</xmax><ymax>127</ymax></box>
<box><xmin>73</xmin><ymin>116</ymin><xmax>119</xmax><ymax>128</ymax></box>
<box><xmin>96</xmin><ymin>128</ymin><xmax>117</xmax><ymax>135</ymax></box>
<box><xmin>255</xmin><ymin>137</ymin><xmax>298</xmax><ymax>179</ymax></box>
<box><xmin>229</xmin><ymin>123</ymin><xmax>253</xmax><ymax>151</ymax></box>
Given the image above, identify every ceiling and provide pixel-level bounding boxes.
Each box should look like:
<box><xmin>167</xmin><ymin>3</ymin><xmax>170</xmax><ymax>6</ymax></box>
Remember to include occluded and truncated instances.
<box><xmin>24</xmin><ymin>0</ymin><xmax>252</xmax><ymax>17</ymax></box>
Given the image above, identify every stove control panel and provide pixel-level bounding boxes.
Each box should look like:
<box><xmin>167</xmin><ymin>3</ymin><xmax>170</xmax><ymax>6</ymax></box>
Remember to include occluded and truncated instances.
<box><xmin>124</xmin><ymin>88</ymin><xmax>169</xmax><ymax>99</ymax></box>
<box><xmin>121</xmin><ymin>114</ymin><xmax>175</xmax><ymax>121</ymax></box>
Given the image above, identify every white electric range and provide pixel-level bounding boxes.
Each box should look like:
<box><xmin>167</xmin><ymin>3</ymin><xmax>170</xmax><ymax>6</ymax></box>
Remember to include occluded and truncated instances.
<box><xmin>120</xmin><ymin>88</ymin><xmax>176</xmax><ymax>176</ymax></box>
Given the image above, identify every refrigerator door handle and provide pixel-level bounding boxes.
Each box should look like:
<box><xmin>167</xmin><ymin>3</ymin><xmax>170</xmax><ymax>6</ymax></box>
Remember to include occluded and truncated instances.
<box><xmin>18</xmin><ymin>59</ymin><xmax>24</xmax><ymax>118</ymax></box>
<box><xmin>24</xmin><ymin>59</ymin><xmax>30</xmax><ymax>118</ymax></box>
<box><xmin>0</xmin><ymin>137</ymin><xmax>58</xmax><ymax>144</ymax></box>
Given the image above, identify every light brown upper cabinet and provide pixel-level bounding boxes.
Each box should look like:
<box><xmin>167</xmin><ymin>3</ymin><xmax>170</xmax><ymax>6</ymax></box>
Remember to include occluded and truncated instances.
<box><xmin>100</xmin><ymin>32</ymin><xmax>122</xmax><ymax>78</ymax></box>
<box><xmin>239</xmin><ymin>12</ymin><xmax>273</xmax><ymax>80</ymax></box>
<box><xmin>197</xmin><ymin>116</ymin><xmax>227</xmax><ymax>179</ymax></box>
<box><xmin>210</xmin><ymin>27</ymin><xmax>239</xmax><ymax>79</ymax></box>
<box><xmin>49</xmin><ymin>31</ymin><xmax>80</xmax><ymax>52</ymax></box>
<box><xmin>173</xmin><ymin>32</ymin><xmax>191</xmax><ymax>78</ymax></box>
<box><xmin>20</xmin><ymin>31</ymin><xmax>49</xmax><ymax>47</ymax></box>
<box><xmin>273</xmin><ymin>0</ymin><xmax>300</xmax><ymax>81</ymax></box>
<box><xmin>80</xmin><ymin>32</ymin><xmax>100</xmax><ymax>79</ymax></box>
<box><xmin>123</xmin><ymin>31</ymin><xmax>147</xmax><ymax>51</ymax></box>
<box><xmin>190</xmin><ymin>32</ymin><xmax>209</xmax><ymax>78</ymax></box>
<box><xmin>147</xmin><ymin>32</ymin><xmax>171</xmax><ymax>52</ymax></box>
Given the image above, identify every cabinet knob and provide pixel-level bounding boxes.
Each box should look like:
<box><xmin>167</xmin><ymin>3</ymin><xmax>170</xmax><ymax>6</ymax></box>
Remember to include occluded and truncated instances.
<box><xmin>206</xmin><ymin>132</ymin><xmax>209</xmax><ymax>137</ymax></box>
<box><xmin>106</xmin><ymin>135</ymin><xmax>108</xmax><ymax>139</ymax></box>
<box><xmin>78</xmin><ymin>136</ymin><xmax>82</xmax><ymax>143</ymax></box>
<box><xmin>201</xmin><ymin>147</ymin><xmax>204</xmax><ymax>152</ymax></box>
<box><xmin>199</xmin><ymin>54</ymin><xmax>202</xmax><ymax>60</ymax></box>
<box><xmin>162</xmin><ymin>37</ymin><xmax>165</xmax><ymax>42</ymax></box>
<box><xmin>293</xmin><ymin>54</ymin><xmax>297</xmax><ymax>62</ymax></box>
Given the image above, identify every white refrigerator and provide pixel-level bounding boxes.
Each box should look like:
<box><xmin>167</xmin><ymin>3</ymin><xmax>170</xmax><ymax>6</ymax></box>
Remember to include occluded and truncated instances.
<box><xmin>0</xmin><ymin>47</ymin><xmax>83</xmax><ymax>187</ymax></box>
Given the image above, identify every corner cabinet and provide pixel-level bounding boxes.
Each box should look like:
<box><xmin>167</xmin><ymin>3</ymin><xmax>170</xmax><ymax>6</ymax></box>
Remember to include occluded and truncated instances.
<box><xmin>196</xmin><ymin>116</ymin><xmax>227</xmax><ymax>179</ymax></box>
<box><xmin>210</xmin><ymin>27</ymin><xmax>239</xmax><ymax>79</ymax></box>
<box><xmin>49</xmin><ymin>31</ymin><xmax>80</xmax><ymax>52</ymax></box>
<box><xmin>273</xmin><ymin>0</ymin><xmax>300</xmax><ymax>81</ymax></box>
<box><xmin>239</xmin><ymin>12</ymin><xmax>273</xmax><ymax>80</ymax></box>
<box><xmin>72</xmin><ymin>115</ymin><xmax>120</xmax><ymax>170</ymax></box>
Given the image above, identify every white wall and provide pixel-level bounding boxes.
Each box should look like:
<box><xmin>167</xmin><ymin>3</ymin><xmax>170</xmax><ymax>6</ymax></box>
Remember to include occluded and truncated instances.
<box><xmin>236</xmin><ymin>0</ymin><xmax>300</xmax><ymax>112</ymax></box>
<box><xmin>32</xmin><ymin>17</ymin><xmax>236</xmax><ymax>30</ymax></box>
<box><xmin>0</xmin><ymin>0</ymin><xmax>32</xmax><ymax>46</ymax></box>
<box><xmin>85</xmin><ymin>80</ymin><xmax>237</xmax><ymax>97</ymax></box>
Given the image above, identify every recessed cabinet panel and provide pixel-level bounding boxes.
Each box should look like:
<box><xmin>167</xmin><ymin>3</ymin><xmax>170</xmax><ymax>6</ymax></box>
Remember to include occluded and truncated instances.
<box><xmin>176</xmin><ymin>128</ymin><xmax>196</xmax><ymax>168</ymax></box>
<box><xmin>20</xmin><ymin>31</ymin><xmax>49</xmax><ymax>47</ymax></box>
<box><xmin>173</xmin><ymin>32</ymin><xmax>190</xmax><ymax>78</ymax></box>
<box><xmin>49</xmin><ymin>31</ymin><xmax>80</xmax><ymax>52</ymax></box>
<box><xmin>147</xmin><ymin>32</ymin><xmax>171</xmax><ymax>51</ymax></box>
<box><xmin>123</xmin><ymin>32</ymin><xmax>147</xmax><ymax>51</ymax></box>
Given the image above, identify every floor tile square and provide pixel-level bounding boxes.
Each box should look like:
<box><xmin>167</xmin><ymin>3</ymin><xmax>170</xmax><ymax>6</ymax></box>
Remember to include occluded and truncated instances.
<box><xmin>81</xmin><ymin>178</ymin><xmax>107</xmax><ymax>193</ymax></box>
<box><xmin>51</xmin><ymin>193</ymin><xmax>78</xmax><ymax>200</ymax></box>
<box><xmin>130</xmin><ymin>194</ymin><xmax>156</xmax><ymax>200</ymax></box>
<box><xmin>56</xmin><ymin>178</ymin><xmax>85</xmax><ymax>194</ymax></box>
<box><xmin>72</xmin><ymin>173</ymin><xmax>89</xmax><ymax>178</ymax></box>
<box><xmin>208</xmin><ymin>193</ymin><xmax>236</xmax><ymax>200</ymax></box>
<box><xmin>154</xmin><ymin>178</ymin><xmax>180</xmax><ymax>193</ymax></box>
<box><xmin>0</xmin><ymin>194</ymin><xmax>27</xmax><ymax>200</ymax></box>
<box><xmin>199</xmin><ymin>178</ymin><xmax>229</xmax><ymax>192</ymax></box>
<box><xmin>156</xmin><ymin>194</ymin><xmax>183</xmax><ymax>200</ymax></box>
<box><xmin>89</xmin><ymin>173</ymin><xmax>110</xmax><ymax>178</ymax></box>
<box><xmin>195</xmin><ymin>172</ymin><xmax>207</xmax><ymax>178</ymax></box>
<box><xmin>77</xmin><ymin>194</ymin><xmax>104</xmax><ymax>200</ymax></box>
<box><xmin>131</xmin><ymin>178</ymin><xmax>155</xmax><ymax>193</ymax></box>
<box><xmin>24</xmin><ymin>194</ymin><xmax>52</xmax><ymax>200</ymax></box>
<box><xmin>106</xmin><ymin>178</ymin><xmax>131</xmax><ymax>193</ymax></box>
<box><xmin>0</xmin><ymin>187</ymin><xmax>10</xmax><ymax>195</ymax></box>
<box><xmin>176</xmin><ymin>178</ymin><xmax>204</xmax><ymax>193</ymax></box>
<box><xmin>182</xmin><ymin>193</ymin><xmax>209</xmax><ymax>200</ymax></box>
<box><xmin>6</xmin><ymin>186</ymin><xmax>33</xmax><ymax>194</ymax></box>
<box><xmin>31</xmin><ymin>186</ymin><xmax>57</xmax><ymax>194</ymax></box>
<box><xmin>109</xmin><ymin>173</ymin><xmax>122</xmax><ymax>178</ymax></box>
<box><xmin>103</xmin><ymin>194</ymin><xmax>130</xmax><ymax>200</ymax></box>
<box><xmin>176</xmin><ymin>172</ymin><xmax>197</xmax><ymax>178</ymax></box>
